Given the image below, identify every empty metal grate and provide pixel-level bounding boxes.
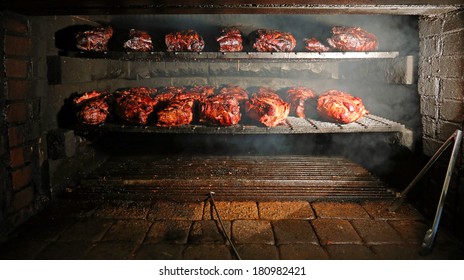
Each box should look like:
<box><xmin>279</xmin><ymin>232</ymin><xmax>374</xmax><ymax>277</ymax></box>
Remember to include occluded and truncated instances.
<box><xmin>77</xmin><ymin>155</ymin><xmax>396</xmax><ymax>201</ymax></box>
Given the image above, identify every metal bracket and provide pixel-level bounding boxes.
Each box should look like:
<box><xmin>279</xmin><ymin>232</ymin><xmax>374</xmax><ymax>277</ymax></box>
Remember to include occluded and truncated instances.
<box><xmin>388</xmin><ymin>129</ymin><xmax>462</xmax><ymax>254</ymax></box>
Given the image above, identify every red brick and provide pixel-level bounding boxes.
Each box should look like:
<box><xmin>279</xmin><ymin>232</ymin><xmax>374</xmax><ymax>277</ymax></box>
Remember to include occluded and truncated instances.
<box><xmin>8</xmin><ymin>126</ymin><xmax>26</xmax><ymax>147</ymax></box>
<box><xmin>7</xmin><ymin>80</ymin><xmax>32</xmax><ymax>101</ymax></box>
<box><xmin>5</xmin><ymin>59</ymin><xmax>29</xmax><ymax>78</ymax></box>
<box><xmin>4</xmin><ymin>35</ymin><xmax>32</xmax><ymax>56</ymax></box>
<box><xmin>3</xmin><ymin>18</ymin><xmax>29</xmax><ymax>34</ymax></box>
<box><xmin>13</xmin><ymin>186</ymin><xmax>34</xmax><ymax>210</ymax></box>
<box><xmin>11</xmin><ymin>165</ymin><xmax>32</xmax><ymax>191</ymax></box>
<box><xmin>7</xmin><ymin>102</ymin><xmax>28</xmax><ymax>123</ymax></box>
<box><xmin>10</xmin><ymin>146</ymin><xmax>28</xmax><ymax>168</ymax></box>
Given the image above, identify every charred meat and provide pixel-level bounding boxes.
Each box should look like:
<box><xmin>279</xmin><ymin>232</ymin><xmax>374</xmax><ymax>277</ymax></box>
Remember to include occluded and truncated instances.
<box><xmin>327</xmin><ymin>26</ymin><xmax>378</xmax><ymax>52</ymax></box>
<box><xmin>217</xmin><ymin>85</ymin><xmax>249</xmax><ymax>102</ymax></box>
<box><xmin>181</xmin><ymin>86</ymin><xmax>216</xmax><ymax>101</ymax></box>
<box><xmin>114</xmin><ymin>87</ymin><xmax>158</xmax><ymax>125</ymax></box>
<box><xmin>76</xmin><ymin>26</ymin><xmax>113</xmax><ymax>52</ymax></box>
<box><xmin>199</xmin><ymin>95</ymin><xmax>241</xmax><ymax>126</ymax></box>
<box><xmin>216</xmin><ymin>27</ymin><xmax>243</xmax><ymax>52</ymax></box>
<box><xmin>123</xmin><ymin>29</ymin><xmax>154</xmax><ymax>52</ymax></box>
<box><xmin>286</xmin><ymin>87</ymin><xmax>316</xmax><ymax>118</ymax></box>
<box><xmin>253</xmin><ymin>29</ymin><xmax>296</xmax><ymax>52</ymax></box>
<box><xmin>165</xmin><ymin>29</ymin><xmax>205</xmax><ymax>52</ymax></box>
<box><xmin>246</xmin><ymin>88</ymin><xmax>290</xmax><ymax>127</ymax></box>
<box><xmin>156</xmin><ymin>97</ymin><xmax>195</xmax><ymax>127</ymax></box>
<box><xmin>317</xmin><ymin>90</ymin><xmax>368</xmax><ymax>123</ymax></box>
<box><xmin>304</xmin><ymin>38</ymin><xmax>331</xmax><ymax>52</ymax></box>
<box><xmin>75</xmin><ymin>91</ymin><xmax>111</xmax><ymax>125</ymax></box>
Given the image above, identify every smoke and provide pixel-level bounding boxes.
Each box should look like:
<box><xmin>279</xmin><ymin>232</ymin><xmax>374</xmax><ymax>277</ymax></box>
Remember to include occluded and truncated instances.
<box><xmin>50</xmin><ymin>13</ymin><xmax>422</xmax><ymax>184</ymax></box>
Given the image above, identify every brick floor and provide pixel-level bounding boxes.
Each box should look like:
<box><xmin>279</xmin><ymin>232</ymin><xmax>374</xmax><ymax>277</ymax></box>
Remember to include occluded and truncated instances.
<box><xmin>272</xmin><ymin>220</ymin><xmax>319</xmax><ymax>245</ymax></box>
<box><xmin>350</xmin><ymin>219</ymin><xmax>403</xmax><ymax>245</ymax></box>
<box><xmin>371</xmin><ymin>244</ymin><xmax>424</xmax><ymax>260</ymax></box>
<box><xmin>311</xmin><ymin>219</ymin><xmax>362</xmax><ymax>245</ymax></box>
<box><xmin>279</xmin><ymin>244</ymin><xmax>329</xmax><ymax>260</ymax></box>
<box><xmin>325</xmin><ymin>244</ymin><xmax>377</xmax><ymax>260</ymax></box>
<box><xmin>58</xmin><ymin>219</ymin><xmax>113</xmax><ymax>242</ymax></box>
<box><xmin>189</xmin><ymin>220</ymin><xmax>231</xmax><ymax>244</ymax></box>
<box><xmin>312</xmin><ymin>202</ymin><xmax>370</xmax><ymax>219</ymax></box>
<box><xmin>144</xmin><ymin>220</ymin><xmax>191</xmax><ymax>244</ymax></box>
<box><xmin>35</xmin><ymin>241</ymin><xmax>94</xmax><ymax>260</ymax></box>
<box><xmin>134</xmin><ymin>244</ymin><xmax>184</xmax><ymax>260</ymax></box>
<box><xmin>388</xmin><ymin>220</ymin><xmax>429</xmax><ymax>244</ymax></box>
<box><xmin>182</xmin><ymin>244</ymin><xmax>232</xmax><ymax>260</ymax></box>
<box><xmin>258</xmin><ymin>201</ymin><xmax>314</xmax><ymax>220</ymax></box>
<box><xmin>1</xmin><ymin>199</ymin><xmax>463</xmax><ymax>260</ymax></box>
<box><xmin>102</xmin><ymin>220</ymin><xmax>152</xmax><ymax>243</ymax></box>
<box><xmin>203</xmin><ymin>201</ymin><xmax>259</xmax><ymax>220</ymax></box>
<box><xmin>148</xmin><ymin>201</ymin><xmax>204</xmax><ymax>220</ymax></box>
<box><xmin>83</xmin><ymin>241</ymin><xmax>138</xmax><ymax>260</ymax></box>
<box><xmin>94</xmin><ymin>201</ymin><xmax>150</xmax><ymax>219</ymax></box>
<box><xmin>361</xmin><ymin>201</ymin><xmax>425</xmax><ymax>221</ymax></box>
<box><xmin>232</xmin><ymin>220</ymin><xmax>274</xmax><ymax>245</ymax></box>
<box><xmin>236</xmin><ymin>244</ymin><xmax>279</xmax><ymax>260</ymax></box>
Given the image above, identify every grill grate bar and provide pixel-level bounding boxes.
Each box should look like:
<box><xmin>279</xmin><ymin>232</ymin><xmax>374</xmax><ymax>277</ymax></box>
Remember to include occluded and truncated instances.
<box><xmin>77</xmin><ymin>155</ymin><xmax>395</xmax><ymax>201</ymax></box>
<box><xmin>91</xmin><ymin>114</ymin><xmax>408</xmax><ymax>135</ymax></box>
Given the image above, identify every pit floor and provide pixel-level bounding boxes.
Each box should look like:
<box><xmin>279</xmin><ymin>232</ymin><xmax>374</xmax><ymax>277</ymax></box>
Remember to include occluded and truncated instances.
<box><xmin>1</xmin><ymin>199</ymin><xmax>463</xmax><ymax>260</ymax></box>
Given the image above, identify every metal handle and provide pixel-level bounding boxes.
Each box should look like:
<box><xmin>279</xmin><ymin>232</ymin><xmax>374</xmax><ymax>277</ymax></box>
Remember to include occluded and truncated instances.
<box><xmin>389</xmin><ymin>129</ymin><xmax>462</xmax><ymax>212</ymax></box>
<box><xmin>209</xmin><ymin>192</ymin><xmax>242</xmax><ymax>260</ymax></box>
<box><xmin>421</xmin><ymin>129</ymin><xmax>462</xmax><ymax>254</ymax></box>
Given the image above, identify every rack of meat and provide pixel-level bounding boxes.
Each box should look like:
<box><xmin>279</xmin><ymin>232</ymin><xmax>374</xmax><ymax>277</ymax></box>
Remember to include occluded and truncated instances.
<box><xmin>72</xmin><ymin>85</ymin><xmax>409</xmax><ymax>145</ymax></box>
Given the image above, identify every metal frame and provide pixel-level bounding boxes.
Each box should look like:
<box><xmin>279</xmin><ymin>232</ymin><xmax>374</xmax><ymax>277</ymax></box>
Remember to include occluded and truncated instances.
<box><xmin>388</xmin><ymin>129</ymin><xmax>463</xmax><ymax>254</ymax></box>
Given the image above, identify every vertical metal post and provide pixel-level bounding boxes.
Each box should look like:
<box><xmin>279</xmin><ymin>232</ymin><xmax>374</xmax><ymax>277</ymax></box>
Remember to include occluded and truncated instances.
<box><xmin>421</xmin><ymin>129</ymin><xmax>462</xmax><ymax>254</ymax></box>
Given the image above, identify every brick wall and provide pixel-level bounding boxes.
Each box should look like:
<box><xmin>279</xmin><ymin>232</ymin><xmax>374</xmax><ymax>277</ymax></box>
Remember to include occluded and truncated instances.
<box><xmin>0</xmin><ymin>12</ymin><xmax>47</xmax><ymax>237</ymax></box>
<box><xmin>418</xmin><ymin>10</ymin><xmax>464</xmax><ymax>236</ymax></box>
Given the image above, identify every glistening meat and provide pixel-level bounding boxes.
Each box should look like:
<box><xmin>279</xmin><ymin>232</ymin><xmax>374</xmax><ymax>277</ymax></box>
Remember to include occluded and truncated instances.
<box><xmin>317</xmin><ymin>90</ymin><xmax>368</xmax><ymax>123</ymax></box>
<box><xmin>123</xmin><ymin>29</ymin><xmax>154</xmax><ymax>52</ymax></box>
<box><xmin>114</xmin><ymin>87</ymin><xmax>158</xmax><ymax>125</ymax></box>
<box><xmin>76</xmin><ymin>26</ymin><xmax>113</xmax><ymax>52</ymax></box>
<box><xmin>199</xmin><ymin>95</ymin><xmax>241</xmax><ymax>126</ymax></box>
<box><xmin>216</xmin><ymin>27</ymin><xmax>243</xmax><ymax>52</ymax></box>
<box><xmin>165</xmin><ymin>29</ymin><xmax>205</xmax><ymax>52</ymax></box>
<box><xmin>74</xmin><ymin>91</ymin><xmax>111</xmax><ymax>125</ymax></box>
<box><xmin>156</xmin><ymin>98</ymin><xmax>195</xmax><ymax>127</ymax></box>
<box><xmin>327</xmin><ymin>26</ymin><xmax>378</xmax><ymax>52</ymax></box>
<box><xmin>246</xmin><ymin>88</ymin><xmax>290</xmax><ymax>127</ymax></box>
<box><xmin>253</xmin><ymin>29</ymin><xmax>296</xmax><ymax>52</ymax></box>
<box><xmin>304</xmin><ymin>38</ymin><xmax>330</xmax><ymax>52</ymax></box>
<box><xmin>286</xmin><ymin>87</ymin><xmax>316</xmax><ymax>118</ymax></box>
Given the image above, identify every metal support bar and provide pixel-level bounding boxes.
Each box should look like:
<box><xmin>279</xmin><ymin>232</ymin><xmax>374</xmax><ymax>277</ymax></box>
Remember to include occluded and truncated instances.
<box><xmin>421</xmin><ymin>129</ymin><xmax>462</xmax><ymax>254</ymax></box>
<box><xmin>389</xmin><ymin>129</ymin><xmax>462</xmax><ymax>212</ymax></box>
<box><xmin>209</xmin><ymin>192</ymin><xmax>242</xmax><ymax>260</ymax></box>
